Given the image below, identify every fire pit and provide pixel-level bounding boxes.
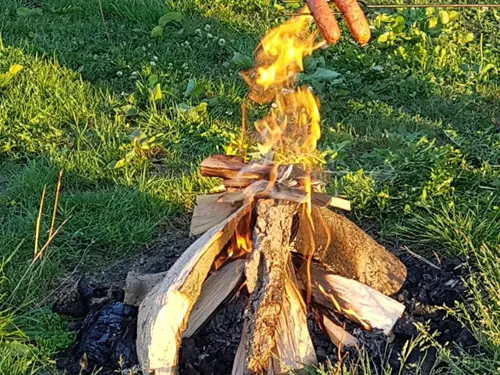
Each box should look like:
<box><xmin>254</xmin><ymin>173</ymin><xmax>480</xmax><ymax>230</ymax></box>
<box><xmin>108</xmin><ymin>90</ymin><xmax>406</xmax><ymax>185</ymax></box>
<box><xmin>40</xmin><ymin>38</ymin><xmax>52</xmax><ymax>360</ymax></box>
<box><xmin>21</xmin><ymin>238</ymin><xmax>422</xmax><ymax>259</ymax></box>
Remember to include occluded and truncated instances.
<box><xmin>132</xmin><ymin>12</ymin><xmax>409</xmax><ymax>375</ymax></box>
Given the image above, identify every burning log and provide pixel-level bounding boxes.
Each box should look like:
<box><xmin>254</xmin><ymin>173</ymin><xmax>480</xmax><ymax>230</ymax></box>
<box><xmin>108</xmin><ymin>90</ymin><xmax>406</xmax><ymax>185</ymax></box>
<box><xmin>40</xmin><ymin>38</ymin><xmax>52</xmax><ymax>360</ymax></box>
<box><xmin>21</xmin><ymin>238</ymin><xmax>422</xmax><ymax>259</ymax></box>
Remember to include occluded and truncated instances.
<box><xmin>244</xmin><ymin>199</ymin><xmax>297</xmax><ymax>373</ymax></box>
<box><xmin>136</xmin><ymin>204</ymin><xmax>250</xmax><ymax>375</ymax></box>
<box><xmin>298</xmin><ymin>263</ymin><xmax>405</xmax><ymax>335</ymax></box>
<box><xmin>294</xmin><ymin>205</ymin><xmax>407</xmax><ymax>295</ymax></box>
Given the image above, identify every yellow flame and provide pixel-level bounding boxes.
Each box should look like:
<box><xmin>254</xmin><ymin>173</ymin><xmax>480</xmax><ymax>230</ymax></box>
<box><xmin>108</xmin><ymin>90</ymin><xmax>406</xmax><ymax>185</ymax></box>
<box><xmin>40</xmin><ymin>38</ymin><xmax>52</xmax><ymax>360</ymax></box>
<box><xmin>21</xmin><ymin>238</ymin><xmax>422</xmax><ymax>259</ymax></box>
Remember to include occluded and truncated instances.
<box><xmin>245</xmin><ymin>8</ymin><xmax>323</xmax><ymax>166</ymax></box>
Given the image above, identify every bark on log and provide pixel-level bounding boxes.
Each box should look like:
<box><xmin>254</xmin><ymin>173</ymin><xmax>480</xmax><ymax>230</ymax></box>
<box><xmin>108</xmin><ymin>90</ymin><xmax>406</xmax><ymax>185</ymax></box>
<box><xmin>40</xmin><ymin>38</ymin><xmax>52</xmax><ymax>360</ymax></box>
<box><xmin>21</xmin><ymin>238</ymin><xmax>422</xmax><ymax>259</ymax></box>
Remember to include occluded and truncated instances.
<box><xmin>298</xmin><ymin>263</ymin><xmax>405</xmax><ymax>335</ymax></box>
<box><xmin>244</xmin><ymin>199</ymin><xmax>297</xmax><ymax>373</ymax></box>
<box><xmin>294</xmin><ymin>206</ymin><xmax>407</xmax><ymax>295</ymax></box>
<box><xmin>136</xmin><ymin>204</ymin><xmax>251</xmax><ymax>375</ymax></box>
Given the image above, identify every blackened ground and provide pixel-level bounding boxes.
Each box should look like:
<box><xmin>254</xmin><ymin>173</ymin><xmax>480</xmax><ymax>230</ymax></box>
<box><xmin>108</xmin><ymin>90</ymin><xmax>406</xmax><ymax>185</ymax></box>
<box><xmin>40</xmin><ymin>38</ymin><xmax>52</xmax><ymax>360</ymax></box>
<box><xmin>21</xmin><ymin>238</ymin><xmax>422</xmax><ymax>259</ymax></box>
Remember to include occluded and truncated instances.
<box><xmin>54</xmin><ymin>233</ymin><xmax>477</xmax><ymax>375</ymax></box>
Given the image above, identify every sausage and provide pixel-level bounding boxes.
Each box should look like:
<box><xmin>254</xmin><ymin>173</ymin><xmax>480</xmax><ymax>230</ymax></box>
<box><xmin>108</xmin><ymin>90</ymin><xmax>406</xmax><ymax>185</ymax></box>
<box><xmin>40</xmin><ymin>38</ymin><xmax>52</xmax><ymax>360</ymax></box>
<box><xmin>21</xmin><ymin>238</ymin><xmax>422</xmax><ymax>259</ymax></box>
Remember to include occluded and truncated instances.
<box><xmin>333</xmin><ymin>0</ymin><xmax>371</xmax><ymax>45</ymax></box>
<box><xmin>306</xmin><ymin>0</ymin><xmax>341</xmax><ymax>44</ymax></box>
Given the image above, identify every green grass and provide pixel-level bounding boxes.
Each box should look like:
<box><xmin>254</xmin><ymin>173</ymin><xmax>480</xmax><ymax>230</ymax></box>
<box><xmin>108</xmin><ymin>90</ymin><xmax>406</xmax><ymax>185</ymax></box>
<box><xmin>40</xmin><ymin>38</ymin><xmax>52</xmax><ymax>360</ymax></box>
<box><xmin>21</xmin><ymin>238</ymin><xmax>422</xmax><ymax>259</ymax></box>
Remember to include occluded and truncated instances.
<box><xmin>0</xmin><ymin>0</ymin><xmax>499</xmax><ymax>374</ymax></box>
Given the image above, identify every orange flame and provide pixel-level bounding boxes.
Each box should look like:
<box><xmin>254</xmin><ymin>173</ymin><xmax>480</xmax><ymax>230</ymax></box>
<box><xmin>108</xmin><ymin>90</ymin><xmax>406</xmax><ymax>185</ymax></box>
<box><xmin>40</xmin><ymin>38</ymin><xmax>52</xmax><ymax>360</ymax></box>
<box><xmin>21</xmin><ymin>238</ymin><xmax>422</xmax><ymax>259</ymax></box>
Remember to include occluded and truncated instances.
<box><xmin>243</xmin><ymin>8</ymin><xmax>323</xmax><ymax>166</ymax></box>
<box><xmin>213</xmin><ymin>211</ymin><xmax>252</xmax><ymax>270</ymax></box>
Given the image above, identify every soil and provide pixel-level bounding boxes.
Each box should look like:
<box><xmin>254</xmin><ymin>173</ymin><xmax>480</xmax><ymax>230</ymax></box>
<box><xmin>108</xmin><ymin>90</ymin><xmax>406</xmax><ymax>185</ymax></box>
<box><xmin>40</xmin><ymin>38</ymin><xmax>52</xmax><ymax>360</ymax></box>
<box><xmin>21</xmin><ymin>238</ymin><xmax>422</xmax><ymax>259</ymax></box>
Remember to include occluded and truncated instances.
<box><xmin>53</xmin><ymin>223</ymin><xmax>477</xmax><ymax>375</ymax></box>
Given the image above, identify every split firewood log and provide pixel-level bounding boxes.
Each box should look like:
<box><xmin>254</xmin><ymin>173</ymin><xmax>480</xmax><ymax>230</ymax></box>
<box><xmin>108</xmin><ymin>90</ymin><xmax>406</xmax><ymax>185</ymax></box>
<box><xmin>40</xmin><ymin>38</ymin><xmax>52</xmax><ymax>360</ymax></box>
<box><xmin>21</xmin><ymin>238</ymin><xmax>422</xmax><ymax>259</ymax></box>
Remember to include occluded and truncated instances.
<box><xmin>200</xmin><ymin>155</ymin><xmax>271</xmax><ymax>180</ymax></box>
<box><xmin>298</xmin><ymin>263</ymin><xmax>405</xmax><ymax>335</ymax></box>
<box><xmin>272</xmin><ymin>264</ymin><xmax>316</xmax><ymax>374</ymax></box>
<box><xmin>294</xmin><ymin>206</ymin><xmax>407</xmax><ymax>295</ymax></box>
<box><xmin>184</xmin><ymin>259</ymin><xmax>246</xmax><ymax>337</ymax></box>
<box><xmin>321</xmin><ymin>315</ymin><xmax>358</xmax><ymax>347</ymax></box>
<box><xmin>244</xmin><ymin>199</ymin><xmax>297</xmax><ymax>373</ymax></box>
<box><xmin>136</xmin><ymin>204</ymin><xmax>251</xmax><ymax>375</ymax></box>
<box><xmin>190</xmin><ymin>193</ymin><xmax>242</xmax><ymax>236</ymax></box>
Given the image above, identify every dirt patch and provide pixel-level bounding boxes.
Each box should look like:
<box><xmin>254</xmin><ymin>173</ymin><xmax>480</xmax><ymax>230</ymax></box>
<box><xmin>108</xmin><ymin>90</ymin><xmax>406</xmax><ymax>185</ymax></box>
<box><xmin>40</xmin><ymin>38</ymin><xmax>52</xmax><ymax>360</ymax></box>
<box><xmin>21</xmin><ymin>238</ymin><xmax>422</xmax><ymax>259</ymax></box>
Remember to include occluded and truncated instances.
<box><xmin>54</xmin><ymin>226</ymin><xmax>477</xmax><ymax>375</ymax></box>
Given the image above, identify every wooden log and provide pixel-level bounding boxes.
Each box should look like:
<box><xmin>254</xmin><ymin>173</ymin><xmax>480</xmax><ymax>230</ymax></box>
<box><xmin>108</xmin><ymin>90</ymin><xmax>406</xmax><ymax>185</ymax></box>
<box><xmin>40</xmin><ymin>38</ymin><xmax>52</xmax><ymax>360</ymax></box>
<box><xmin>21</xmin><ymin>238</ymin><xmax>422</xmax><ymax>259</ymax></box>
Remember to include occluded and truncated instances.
<box><xmin>244</xmin><ymin>199</ymin><xmax>297</xmax><ymax>373</ymax></box>
<box><xmin>232</xmin><ymin>320</ymin><xmax>248</xmax><ymax>375</ymax></box>
<box><xmin>184</xmin><ymin>259</ymin><xmax>246</xmax><ymax>337</ymax></box>
<box><xmin>190</xmin><ymin>193</ymin><xmax>242</xmax><ymax>236</ymax></box>
<box><xmin>273</xmin><ymin>264</ymin><xmax>317</xmax><ymax>374</ymax></box>
<box><xmin>294</xmin><ymin>206</ymin><xmax>407</xmax><ymax>295</ymax></box>
<box><xmin>311</xmin><ymin>192</ymin><xmax>351</xmax><ymax>211</ymax></box>
<box><xmin>136</xmin><ymin>204</ymin><xmax>251</xmax><ymax>375</ymax></box>
<box><xmin>321</xmin><ymin>315</ymin><xmax>358</xmax><ymax>348</ymax></box>
<box><xmin>200</xmin><ymin>155</ymin><xmax>271</xmax><ymax>180</ymax></box>
<box><xmin>298</xmin><ymin>263</ymin><xmax>405</xmax><ymax>335</ymax></box>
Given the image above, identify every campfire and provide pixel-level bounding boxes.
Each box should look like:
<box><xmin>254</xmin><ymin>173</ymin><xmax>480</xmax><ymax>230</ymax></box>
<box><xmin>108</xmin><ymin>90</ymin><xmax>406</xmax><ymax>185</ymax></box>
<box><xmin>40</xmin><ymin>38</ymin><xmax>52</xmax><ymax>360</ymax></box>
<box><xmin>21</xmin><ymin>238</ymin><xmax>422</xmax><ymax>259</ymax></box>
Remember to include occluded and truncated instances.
<box><xmin>131</xmin><ymin>10</ymin><xmax>408</xmax><ymax>375</ymax></box>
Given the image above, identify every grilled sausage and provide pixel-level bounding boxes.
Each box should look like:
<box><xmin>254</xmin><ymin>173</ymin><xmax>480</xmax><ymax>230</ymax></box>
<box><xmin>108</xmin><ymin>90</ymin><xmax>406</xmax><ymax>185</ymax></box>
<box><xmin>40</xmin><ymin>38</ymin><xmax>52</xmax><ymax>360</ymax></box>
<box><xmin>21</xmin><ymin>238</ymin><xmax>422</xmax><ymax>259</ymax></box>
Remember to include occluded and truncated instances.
<box><xmin>333</xmin><ymin>0</ymin><xmax>371</xmax><ymax>45</ymax></box>
<box><xmin>306</xmin><ymin>0</ymin><xmax>341</xmax><ymax>44</ymax></box>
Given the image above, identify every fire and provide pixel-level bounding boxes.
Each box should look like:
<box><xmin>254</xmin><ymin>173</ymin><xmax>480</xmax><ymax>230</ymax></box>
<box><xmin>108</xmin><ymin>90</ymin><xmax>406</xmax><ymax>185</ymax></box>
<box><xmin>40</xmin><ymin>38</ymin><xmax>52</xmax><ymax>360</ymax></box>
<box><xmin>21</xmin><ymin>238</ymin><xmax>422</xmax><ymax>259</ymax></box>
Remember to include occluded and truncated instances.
<box><xmin>213</xmin><ymin>211</ymin><xmax>252</xmax><ymax>270</ymax></box>
<box><xmin>243</xmin><ymin>8</ymin><xmax>323</xmax><ymax>167</ymax></box>
<box><xmin>318</xmin><ymin>284</ymin><xmax>371</xmax><ymax>330</ymax></box>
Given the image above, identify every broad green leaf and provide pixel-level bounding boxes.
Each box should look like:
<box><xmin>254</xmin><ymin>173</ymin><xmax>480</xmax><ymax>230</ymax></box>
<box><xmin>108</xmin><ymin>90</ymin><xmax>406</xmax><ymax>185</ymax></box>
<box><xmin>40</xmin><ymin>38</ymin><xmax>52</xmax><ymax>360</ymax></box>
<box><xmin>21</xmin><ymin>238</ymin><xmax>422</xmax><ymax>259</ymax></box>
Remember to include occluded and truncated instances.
<box><xmin>377</xmin><ymin>32</ymin><xmax>390</xmax><ymax>43</ymax></box>
<box><xmin>184</xmin><ymin>79</ymin><xmax>196</xmax><ymax>97</ymax></box>
<box><xmin>449</xmin><ymin>10</ymin><xmax>460</xmax><ymax>22</ymax></box>
<box><xmin>17</xmin><ymin>7</ymin><xmax>43</xmax><ymax>17</ymax></box>
<box><xmin>305</xmin><ymin>68</ymin><xmax>341</xmax><ymax>82</ymax></box>
<box><xmin>110</xmin><ymin>159</ymin><xmax>127</xmax><ymax>169</ymax></box>
<box><xmin>128</xmin><ymin>129</ymin><xmax>147</xmax><ymax>141</ymax></box>
<box><xmin>158</xmin><ymin>12</ymin><xmax>183</xmax><ymax>27</ymax></box>
<box><xmin>438</xmin><ymin>10</ymin><xmax>449</xmax><ymax>25</ymax></box>
<box><xmin>150</xmin><ymin>25</ymin><xmax>164</xmax><ymax>38</ymax></box>
<box><xmin>231</xmin><ymin>52</ymin><xmax>253</xmax><ymax>69</ymax></box>
<box><xmin>151</xmin><ymin>83</ymin><xmax>163</xmax><ymax>102</ymax></box>
<box><xmin>148</xmin><ymin>74</ymin><xmax>159</xmax><ymax>87</ymax></box>
<box><xmin>428</xmin><ymin>17</ymin><xmax>438</xmax><ymax>29</ymax></box>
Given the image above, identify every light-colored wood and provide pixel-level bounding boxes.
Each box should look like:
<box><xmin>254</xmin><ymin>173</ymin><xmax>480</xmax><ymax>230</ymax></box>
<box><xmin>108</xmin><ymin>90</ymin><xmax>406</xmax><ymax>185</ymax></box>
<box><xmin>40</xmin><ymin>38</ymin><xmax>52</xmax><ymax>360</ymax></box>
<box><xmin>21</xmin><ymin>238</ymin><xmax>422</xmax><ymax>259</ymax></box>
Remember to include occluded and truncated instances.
<box><xmin>273</xmin><ymin>266</ymin><xmax>317</xmax><ymax>374</ymax></box>
<box><xmin>321</xmin><ymin>315</ymin><xmax>358</xmax><ymax>348</ymax></box>
<box><xmin>124</xmin><ymin>271</ymin><xmax>168</xmax><ymax>306</ymax></box>
<box><xmin>184</xmin><ymin>259</ymin><xmax>246</xmax><ymax>337</ymax></box>
<box><xmin>232</xmin><ymin>320</ymin><xmax>248</xmax><ymax>375</ymax></box>
<box><xmin>190</xmin><ymin>193</ymin><xmax>241</xmax><ymax>236</ymax></box>
<box><xmin>136</xmin><ymin>204</ymin><xmax>251</xmax><ymax>375</ymax></box>
<box><xmin>200</xmin><ymin>155</ymin><xmax>271</xmax><ymax>180</ymax></box>
<box><xmin>294</xmin><ymin>206</ymin><xmax>407</xmax><ymax>295</ymax></box>
<box><xmin>311</xmin><ymin>192</ymin><xmax>351</xmax><ymax>211</ymax></box>
<box><xmin>298</xmin><ymin>263</ymin><xmax>405</xmax><ymax>335</ymax></box>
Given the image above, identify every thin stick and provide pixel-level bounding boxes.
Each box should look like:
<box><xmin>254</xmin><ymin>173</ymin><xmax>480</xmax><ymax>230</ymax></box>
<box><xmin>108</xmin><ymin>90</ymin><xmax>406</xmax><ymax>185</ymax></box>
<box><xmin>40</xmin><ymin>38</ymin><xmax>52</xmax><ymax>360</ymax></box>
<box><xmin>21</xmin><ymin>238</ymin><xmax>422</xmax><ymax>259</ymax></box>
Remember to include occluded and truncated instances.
<box><xmin>98</xmin><ymin>0</ymin><xmax>110</xmax><ymax>40</ymax></box>
<box><xmin>49</xmin><ymin>170</ymin><xmax>64</xmax><ymax>238</ymax></box>
<box><xmin>403</xmin><ymin>246</ymin><xmax>441</xmax><ymax>270</ymax></box>
<box><xmin>34</xmin><ymin>186</ymin><xmax>47</xmax><ymax>257</ymax></box>
<box><xmin>32</xmin><ymin>217</ymin><xmax>71</xmax><ymax>264</ymax></box>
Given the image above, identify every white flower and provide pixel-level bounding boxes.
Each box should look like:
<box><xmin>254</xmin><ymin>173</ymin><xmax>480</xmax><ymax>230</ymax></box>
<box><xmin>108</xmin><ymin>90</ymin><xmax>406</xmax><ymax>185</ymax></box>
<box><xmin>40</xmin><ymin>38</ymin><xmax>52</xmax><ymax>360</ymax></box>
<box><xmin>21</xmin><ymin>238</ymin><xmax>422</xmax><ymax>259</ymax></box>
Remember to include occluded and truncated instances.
<box><xmin>184</xmin><ymin>41</ymin><xmax>190</xmax><ymax>46</ymax></box>
<box><xmin>152</xmin><ymin>56</ymin><xmax>158</xmax><ymax>61</ymax></box>
<box><xmin>150</xmin><ymin>61</ymin><xmax>157</xmax><ymax>66</ymax></box>
<box><xmin>116</xmin><ymin>71</ymin><xmax>123</xmax><ymax>77</ymax></box>
<box><xmin>131</xmin><ymin>71</ymin><xmax>138</xmax><ymax>77</ymax></box>
<box><xmin>204</xmin><ymin>24</ymin><xmax>211</xmax><ymax>31</ymax></box>
<box><xmin>194</xmin><ymin>28</ymin><xmax>202</xmax><ymax>36</ymax></box>
<box><xmin>207</xmin><ymin>33</ymin><xmax>213</xmax><ymax>39</ymax></box>
<box><xmin>271</xmin><ymin>103</ymin><xmax>278</xmax><ymax>108</ymax></box>
<box><xmin>218</xmin><ymin>38</ymin><xmax>226</xmax><ymax>47</ymax></box>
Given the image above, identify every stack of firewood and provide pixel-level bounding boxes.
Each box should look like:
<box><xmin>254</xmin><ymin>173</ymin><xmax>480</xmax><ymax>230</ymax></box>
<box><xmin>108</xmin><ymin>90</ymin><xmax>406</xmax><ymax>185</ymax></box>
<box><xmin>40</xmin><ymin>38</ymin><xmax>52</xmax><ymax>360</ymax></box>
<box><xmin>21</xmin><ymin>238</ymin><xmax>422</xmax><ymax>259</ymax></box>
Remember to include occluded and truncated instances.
<box><xmin>126</xmin><ymin>155</ymin><xmax>407</xmax><ymax>375</ymax></box>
